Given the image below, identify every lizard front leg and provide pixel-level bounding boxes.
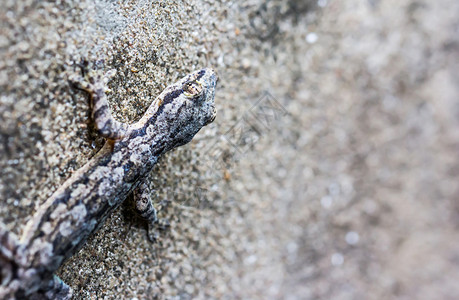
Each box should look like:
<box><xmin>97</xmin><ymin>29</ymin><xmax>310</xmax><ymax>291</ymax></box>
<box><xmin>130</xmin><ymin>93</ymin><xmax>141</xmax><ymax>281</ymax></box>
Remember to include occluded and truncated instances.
<box><xmin>133</xmin><ymin>179</ymin><xmax>170</xmax><ymax>242</ymax></box>
<box><xmin>70</xmin><ymin>69</ymin><xmax>131</xmax><ymax>140</ymax></box>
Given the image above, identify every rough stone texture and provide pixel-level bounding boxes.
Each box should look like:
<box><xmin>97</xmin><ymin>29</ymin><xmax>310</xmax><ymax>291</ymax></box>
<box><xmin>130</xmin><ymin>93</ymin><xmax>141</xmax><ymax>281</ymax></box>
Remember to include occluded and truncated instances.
<box><xmin>1</xmin><ymin>0</ymin><xmax>458</xmax><ymax>299</ymax></box>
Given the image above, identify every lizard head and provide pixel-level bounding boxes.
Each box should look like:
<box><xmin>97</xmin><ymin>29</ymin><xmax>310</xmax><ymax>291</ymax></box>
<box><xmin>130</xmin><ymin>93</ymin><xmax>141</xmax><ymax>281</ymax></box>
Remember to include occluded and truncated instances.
<box><xmin>180</xmin><ymin>68</ymin><xmax>218</xmax><ymax>127</ymax></box>
<box><xmin>147</xmin><ymin>68</ymin><xmax>218</xmax><ymax>149</ymax></box>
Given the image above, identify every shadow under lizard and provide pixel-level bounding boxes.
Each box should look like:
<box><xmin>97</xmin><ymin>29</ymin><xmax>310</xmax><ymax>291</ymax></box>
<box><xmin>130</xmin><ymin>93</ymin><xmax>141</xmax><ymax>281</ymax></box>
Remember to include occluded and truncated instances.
<box><xmin>0</xmin><ymin>67</ymin><xmax>218</xmax><ymax>299</ymax></box>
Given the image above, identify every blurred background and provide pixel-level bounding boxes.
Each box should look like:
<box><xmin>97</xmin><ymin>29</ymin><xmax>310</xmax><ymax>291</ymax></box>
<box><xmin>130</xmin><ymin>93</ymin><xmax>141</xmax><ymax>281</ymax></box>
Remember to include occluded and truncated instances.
<box><xmin>1</xmin><ymin>0</ymin><xmax>458</xmax><ymax>299</ymax></box>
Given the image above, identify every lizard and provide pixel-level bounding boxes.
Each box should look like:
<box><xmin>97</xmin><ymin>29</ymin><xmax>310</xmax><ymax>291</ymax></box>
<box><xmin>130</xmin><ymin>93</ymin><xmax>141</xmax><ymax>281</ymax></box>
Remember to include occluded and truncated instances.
<box><xmin>0</xmin><ymin>67</ymin><xmax>218</xmax><ymax>299</ymax></box>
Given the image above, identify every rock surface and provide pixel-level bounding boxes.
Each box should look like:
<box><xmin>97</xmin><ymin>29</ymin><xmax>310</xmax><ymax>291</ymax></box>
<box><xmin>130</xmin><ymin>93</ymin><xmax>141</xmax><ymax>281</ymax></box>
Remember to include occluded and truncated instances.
<box><xmin>1</xmin><ymin>0</ymin><xmax>458</xmax><ymax>299</ymax></box>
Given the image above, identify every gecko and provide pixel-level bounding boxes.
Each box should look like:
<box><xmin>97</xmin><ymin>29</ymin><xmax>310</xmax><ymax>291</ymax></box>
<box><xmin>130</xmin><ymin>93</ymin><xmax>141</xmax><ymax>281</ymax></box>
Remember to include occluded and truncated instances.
<box><xmin>0</xmin><ymin>67</ymin><xmax>218</xmax><ymax>299</ymax></box>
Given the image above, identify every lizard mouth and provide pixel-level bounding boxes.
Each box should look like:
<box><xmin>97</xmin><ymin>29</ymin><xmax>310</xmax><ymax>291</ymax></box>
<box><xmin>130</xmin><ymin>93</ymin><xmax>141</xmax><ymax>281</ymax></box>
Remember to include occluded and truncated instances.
<box><xmin>206</xmin><ymin>110</ymin><xmax>217</xmax><ymax>125</ymax></box>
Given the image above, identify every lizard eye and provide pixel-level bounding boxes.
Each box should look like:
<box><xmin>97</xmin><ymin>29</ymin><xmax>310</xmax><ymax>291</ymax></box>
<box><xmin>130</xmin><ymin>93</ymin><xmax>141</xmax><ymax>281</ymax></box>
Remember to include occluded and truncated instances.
<box><xmin>182</xmin><ymin>80</ymin><xmax>203</xmax><ymax>98</ymax></box>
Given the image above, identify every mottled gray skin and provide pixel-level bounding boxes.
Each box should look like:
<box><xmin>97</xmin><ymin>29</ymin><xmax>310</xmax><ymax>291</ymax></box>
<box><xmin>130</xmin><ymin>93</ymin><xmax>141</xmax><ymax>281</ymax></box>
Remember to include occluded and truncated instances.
<box><xmin>0</xmin><ymin>68</ymin><xmax>218</xmax><ymax>299</ymax></box>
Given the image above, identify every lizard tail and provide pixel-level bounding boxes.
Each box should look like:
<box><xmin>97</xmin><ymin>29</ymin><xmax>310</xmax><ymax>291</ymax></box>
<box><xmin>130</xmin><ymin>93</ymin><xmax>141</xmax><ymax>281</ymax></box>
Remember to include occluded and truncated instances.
<box><xmin>0</xmin><ymin>222</ymin><xmax>27</xmax><ymax>299</ymax></box>
<box><xmin>0</xmin><ymin>222</ymin><xmax>22</xmax><ymax>286</ymax></box>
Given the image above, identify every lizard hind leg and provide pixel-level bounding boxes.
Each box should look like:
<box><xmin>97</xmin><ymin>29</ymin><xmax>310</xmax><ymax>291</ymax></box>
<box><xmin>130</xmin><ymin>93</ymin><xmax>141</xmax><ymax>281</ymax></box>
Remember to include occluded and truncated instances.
<box><xmin>69</xmin><ymin>68</ymin><xmax>131</xmax><ymax>140</ymax></box>
<box><xmin>133</xmin><ymin>179</ymin><xmax>170</xmax><ymax>243</ymax></box>
<box><xmin>34</xmin><ymin>275</ymin><xmax>72</xmax><ymax>300</ymax></box>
